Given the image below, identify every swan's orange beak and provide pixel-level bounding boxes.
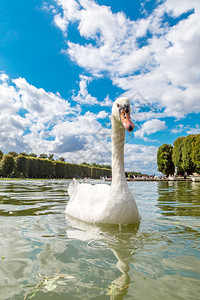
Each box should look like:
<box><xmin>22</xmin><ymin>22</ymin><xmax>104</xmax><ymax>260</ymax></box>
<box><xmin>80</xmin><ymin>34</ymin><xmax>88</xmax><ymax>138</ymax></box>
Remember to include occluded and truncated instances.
<box><xmin>120</xmin><ymin>109</ymin><xmax>135</xmax><ymax>132</ymax></box>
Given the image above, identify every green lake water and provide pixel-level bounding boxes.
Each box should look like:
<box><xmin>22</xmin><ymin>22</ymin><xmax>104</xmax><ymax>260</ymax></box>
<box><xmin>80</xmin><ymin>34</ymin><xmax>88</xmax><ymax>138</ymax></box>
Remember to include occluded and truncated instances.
<box><xmin>0</xmin><ymin>180</ymin><xmax>199</xmax><ymax>299</ymax></box>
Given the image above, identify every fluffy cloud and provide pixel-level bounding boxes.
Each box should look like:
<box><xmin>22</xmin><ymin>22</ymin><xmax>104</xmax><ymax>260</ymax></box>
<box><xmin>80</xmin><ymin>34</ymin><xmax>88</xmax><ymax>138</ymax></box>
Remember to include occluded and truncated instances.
<box><xmin>0</xmin><ymin>72</ymin><xmax>161</xmax><ymax>173</ymax></box>
<box><xmin>134</xmin><ymin>119</ymin><xmax>166</xmax><ymax>139</ymax></box>
<box><xmin>163</xmin><ymin>0</ymin><xmax>200</xmax><ymax>17</ymax></box>
<box><xmin>72</xmin><ymin>75</ymin><xmax>98</xmax><ymax>105</ymax></box>
<box><xmin>0</xmin><ymin>74</ymin><xmax>30</xmax><ymax>151</ymax></box>
<box><xmin>54</xmin><ymin>13</ymin><xmax>69</xmax><ymax>33</ymax></box>
<box><xmin>0</xmin><ymin>73</ymin><xmax>81</xmax><ymax>154</ymax></box>
<box><xmin>187</xmin><ymin>125</ymin><xmax>200</xmax><ymax>135</ymax></box>
<box><xmin>13</xmin><ymin>77</ymin><xmax>74</xmax><ymax>121</ymax></box>
<box><xmin>3</xmin><ymin>0</ymin><xmax>200</xmax><ymax>175</ymax></box>
<box><xmin>49</xmin><ymin>110</ymin><xmax>111</xmax><ymax>160</ymax></box>
<box><xmin>52</xmin><ymin>0</ymin><xmax>200</xmax><ymax>118</ymax></box>
<box><xmin>172</xmin><ymin>123</ymin><xmax>200</xmax><ymax>135</ymax></box>
<box><xmin>100</xmin><ymin>95</ymin><xmax>113</xmax><ymax>107</ymax></box>
<box><xmin>171</xmin><ymin>124</ymin><xmax>185</xmax><ymax>134</ymax></box>
<box><xmin>0</xmin><ymin>73</ymin><xmax>112</xmax><ymax>164</ymax></box>
<box><xmin>125</xmin><ymin>143</ymin><xmax>158</xmax><ymax>174</ymax></box>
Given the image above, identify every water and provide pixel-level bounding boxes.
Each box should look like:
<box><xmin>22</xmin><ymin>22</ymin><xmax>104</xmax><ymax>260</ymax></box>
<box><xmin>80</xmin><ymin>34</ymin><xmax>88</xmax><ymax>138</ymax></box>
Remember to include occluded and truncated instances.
<box><xmin>0</xmin><ymin>180</ymin><xmax>199</xmax><ymax>300</ymax></box>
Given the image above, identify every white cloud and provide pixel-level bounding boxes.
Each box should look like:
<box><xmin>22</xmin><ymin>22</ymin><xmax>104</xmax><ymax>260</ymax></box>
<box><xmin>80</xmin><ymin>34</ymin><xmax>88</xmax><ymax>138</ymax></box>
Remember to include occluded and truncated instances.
<box><xmin>134</xmin><ymin>119</ymin><xmax>166</xmax><ymax>139</ymax></box>
<box><xmin>0</xmin><ymin>72</ymin><xmax>162</xmax><ymax>174</ymax></box>
<box><xmin>0</xmin><ymin>73</ymin><xmax>111</xmax><ymax>161</ymax></box>
<box><xmin>164</xmin><ymin>0</ymin><xmax>200</xmax><ymax>17</ymax></box>
<box><xmin>13</xmin><ymin>77</ymin><xmax>74</xmax><ymax>120</ymax></box>
<box><xmin>72</xmin><ymin>75</ymin><xmax>98</xmax><ymax>105</ymax></box>
<box><xmin>2</xmin><ymin>0</ymin><xmax>200</xmax><ymax>175</ymax></box>
<box><xmin>54</xmin><ymin>13</ymin><xmax>68</xmax><ymax>33</ymax></box>
<box><xmin>0</xmin><ymin>74</ymin><xmax>113</xmax><ymax>161</ymax></box>
<box><xmin>0</xmin><ymin>74</ymin><xmax>29</xmax><ymax>151</ymax></box>
<box><xmin>0</xmin><ymin>73</ymin><xmax>80</xmax><ymax>154</ymax></box>
<box><xmin>56</xmin><ymin>0</ymin><xmax>80</xmax><ymax>23</ymax></box>
<box><xmin>171</xmin><ymin>123</ymin><xmax>200</xmax><ymax>135</ymax></box>
<box><xmin>125</xmin><ymin>143</ymin><xmax>158</xmax><ymax>174</ymax></box>
<box><xmin>52</xmin><ymin>0</ymin><xmax>200</xmax><ymax>119</ymax></box>
<box><xmin>171</xmin><ymin>124</ymin><xmax>185</xmax><ymax>134</ymax></box>
<box><xmin>186</xmin><ymin>124</ymin><xmax>200</xmax><ymax>135</ymax></box>
<box><xmin>100</xmin><ymin>95</ymin><xmax>113</xmax><ymax>107</ymax></box>
<box><xmin>96</xmin><ymin>111</ymin><xmax>108</xmax><ymax>119</ymax></box>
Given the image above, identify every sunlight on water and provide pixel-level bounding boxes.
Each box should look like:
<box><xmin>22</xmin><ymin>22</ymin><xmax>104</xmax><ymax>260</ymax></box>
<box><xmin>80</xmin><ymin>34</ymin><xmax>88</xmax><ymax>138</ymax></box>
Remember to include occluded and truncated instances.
<box><xmin>0</xmin><ymin>180</ymin><xmax>199</xmax><ymax>299</ymax></box>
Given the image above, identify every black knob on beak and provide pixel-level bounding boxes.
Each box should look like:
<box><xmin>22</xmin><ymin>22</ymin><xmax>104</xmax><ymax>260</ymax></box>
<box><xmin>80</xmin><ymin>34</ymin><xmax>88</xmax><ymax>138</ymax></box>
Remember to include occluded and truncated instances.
<box><xmin>128</xmin><ymin>125</ymin><xmax>133</xmax><ymax>132</ymax></box>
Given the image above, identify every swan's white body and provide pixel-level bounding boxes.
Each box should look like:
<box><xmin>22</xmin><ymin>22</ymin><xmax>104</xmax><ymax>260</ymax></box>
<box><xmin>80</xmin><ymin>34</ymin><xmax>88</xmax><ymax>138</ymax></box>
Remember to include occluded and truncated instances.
<box><xmin>65</xmin><ymin>97</ymin><xmax>141</xmax><ymax>224</ymax></box>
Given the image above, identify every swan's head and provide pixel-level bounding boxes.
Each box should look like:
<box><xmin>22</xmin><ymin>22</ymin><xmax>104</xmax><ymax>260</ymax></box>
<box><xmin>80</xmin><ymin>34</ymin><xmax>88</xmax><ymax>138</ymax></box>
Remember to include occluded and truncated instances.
<box><xmin>112</xmin><ymin>97</ymin><xmax>135</xmax><ymax>132</ymax></box>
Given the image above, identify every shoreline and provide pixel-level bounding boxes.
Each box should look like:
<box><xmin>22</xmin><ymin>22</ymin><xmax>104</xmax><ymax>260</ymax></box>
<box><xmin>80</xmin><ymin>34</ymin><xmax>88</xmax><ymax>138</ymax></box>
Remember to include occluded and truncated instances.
<box><xmin>0</xmin><ymin>177</ymin><xmax>197</xmax><ymax>182</ymax></box>
<box><xmin>127</xmin><ymin>178</ymin><xmax>193</xmax><ymax>182</ymax></box>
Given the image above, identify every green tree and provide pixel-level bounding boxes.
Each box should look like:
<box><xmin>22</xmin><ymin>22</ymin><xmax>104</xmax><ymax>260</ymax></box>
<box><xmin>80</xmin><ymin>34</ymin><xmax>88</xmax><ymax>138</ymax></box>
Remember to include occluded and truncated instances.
<box><xmin>182</xmin><ymin>135</ymin><xmax>196</xmax><ymax>174</ymax></box>
<box><xmin>0</xmin><ymin>155</ymin><xmax>15</xmax><ymax>177</ymax></box>
<box><xmin>101</xmin><ymin>164</ymin><xmax>111</xmax><ymax>169</ymax></box>
<box><xmin>48</xmin><ymin>154</ymin><xmax>54</xmax><ymax>161</ymax></box>
<box><xmin>20</xmin><ymin>152</ymin><xmax>29</xmax><ymax>157</ymax></box>
<box><xmin>54</xmin><ymin>161</ymin><xmax>66</xmax><ymax>178</ymax></box>
<box><xmin>59</xmin><ymin>157</ymin><xmax>65</xmax><ymax>162</ymax></box>
<box><xmin>91</xmin><ymin>163</ymin><xmax>100</xmax><ymax>168</ymax></box>
<box><xmin>46</xmin><ymin>160</ymin><xmax>55</xmax><ymax>178</ymax></box>
<box><xmin>192</xmin><ymin>134</ymin><xmax>200</xmax><ymax>173</ymax></box>
<box><xmin>29</xmin><ymin>153</ymin><xmax>37</xmax><ymax>158</ymax></box>
<box><xmin>8</xmin><ymin>151</ymin><xmax>18</xmax><ymax>157</ymax></box>
<box><xmin>14</xmin><ymin>156</ymin><xmax>29</xmax><ymax>177</ymax></box>
<box><xmin>28</xmin><ymin>157</ymin><xmax>38</xmax><ymax>178</ymax></box>
<box><xmin>0</xmin><ymin>150</ymin><xmax>3</xmax><ymax>160</ymax></box>
<box><xmin>157</xmin><ymin>144</ymin><xmax>175</xmax><ymax>176</ymax></box>
<box><xmin>172</xmin><ymin>136</ymin><xmax>185</xmax><ymax>175</ymax></box>
<box><xmin>39</xmin><ymin>154</ymin><xmax>47</xmax><ymax>159</ymax></box>
<box><xmin>37</xmin><ymin>158</ymin><xmax>55</xmax><ymax>178</ymax></box>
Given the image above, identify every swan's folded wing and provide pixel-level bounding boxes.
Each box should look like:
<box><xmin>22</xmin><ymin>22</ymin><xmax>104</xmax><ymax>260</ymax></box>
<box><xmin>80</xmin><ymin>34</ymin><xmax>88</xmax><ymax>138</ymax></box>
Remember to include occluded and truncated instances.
<box><xmin>66</xmin><ymin>183</ymin><xmax>111</xmax><ymax>222</ymax></box>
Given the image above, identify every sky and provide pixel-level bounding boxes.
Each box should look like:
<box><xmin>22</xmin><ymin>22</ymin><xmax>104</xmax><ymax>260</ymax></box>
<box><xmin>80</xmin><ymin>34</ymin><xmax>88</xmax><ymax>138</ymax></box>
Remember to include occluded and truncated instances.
<box><xmin>0</xmin><ymin>0</ymin><xmax>200</xmax><ymax>175</ymax></box>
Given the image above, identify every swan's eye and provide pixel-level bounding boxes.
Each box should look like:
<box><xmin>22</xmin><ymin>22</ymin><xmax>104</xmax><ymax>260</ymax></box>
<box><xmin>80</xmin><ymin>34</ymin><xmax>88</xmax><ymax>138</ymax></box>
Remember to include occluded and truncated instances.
<box><xmin>117</xmin><ymin>104</ymin><xmax>120</xmax><ymax>108</ymax></box>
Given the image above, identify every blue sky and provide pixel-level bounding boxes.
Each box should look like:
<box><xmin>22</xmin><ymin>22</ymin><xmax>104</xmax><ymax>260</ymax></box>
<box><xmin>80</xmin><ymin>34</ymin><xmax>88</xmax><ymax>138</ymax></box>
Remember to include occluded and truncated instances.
<box><xmin>0</xmin><ymin>0</ymin><xmax>200</xmax><ymax>174</ymax></box>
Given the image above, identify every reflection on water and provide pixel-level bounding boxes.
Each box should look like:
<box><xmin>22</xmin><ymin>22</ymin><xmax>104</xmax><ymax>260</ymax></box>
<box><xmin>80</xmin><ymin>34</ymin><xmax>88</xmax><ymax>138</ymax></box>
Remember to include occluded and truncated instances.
<box><xmin>157</xmin><ymin>181</ymin><xmax>200</xmax><ymax>217</ymax></box>
<box><xmin>0</xmin><ymin>180</ymin><xmax>199</xmax><ymax>299</ymax></box>
<box><xmin>65</xmin><ymin>216</ymin><xmax>140</xmax><ymax>299</ymax></box>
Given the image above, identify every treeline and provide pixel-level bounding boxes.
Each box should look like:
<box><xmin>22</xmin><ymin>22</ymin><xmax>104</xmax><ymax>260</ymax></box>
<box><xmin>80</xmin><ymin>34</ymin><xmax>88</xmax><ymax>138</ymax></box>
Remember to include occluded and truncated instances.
<box><xmin>157</xmin><ymin>134</ymin><xmax>200</xmax><ymax>176</ymax></box>
<box><xmin>126</xmin><ymin>171</ymin><xmax>146</xmax><ymax>177</ymax></box>
<box><xmin>0</xmin><ymin>152</ymin><xmax>112</xmax><ymax>179</ymax></box>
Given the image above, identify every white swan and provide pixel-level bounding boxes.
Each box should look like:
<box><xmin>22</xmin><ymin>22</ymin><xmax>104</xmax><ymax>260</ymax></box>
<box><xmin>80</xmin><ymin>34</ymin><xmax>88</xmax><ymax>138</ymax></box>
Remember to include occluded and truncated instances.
<box><xmin>65</xmin><ymin>97</ymin><xmax>141</xmax><ymax>224</ymax></box>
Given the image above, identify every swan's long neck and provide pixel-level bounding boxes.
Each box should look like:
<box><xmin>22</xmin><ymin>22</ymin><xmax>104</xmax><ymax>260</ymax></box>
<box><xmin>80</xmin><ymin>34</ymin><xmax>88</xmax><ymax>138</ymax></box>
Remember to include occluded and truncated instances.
<box><xmin>111</xmin><ymin>115</ymin><xmax>126</xmax><ymax>184</ymax></box>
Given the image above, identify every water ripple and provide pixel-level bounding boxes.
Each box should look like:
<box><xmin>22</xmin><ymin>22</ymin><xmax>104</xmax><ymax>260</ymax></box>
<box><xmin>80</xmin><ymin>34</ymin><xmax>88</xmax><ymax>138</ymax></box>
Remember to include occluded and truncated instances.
<box><xmin>0</xmin><ymin>180</ymin><xmax>199</xmax><ymax>300</ymax></box>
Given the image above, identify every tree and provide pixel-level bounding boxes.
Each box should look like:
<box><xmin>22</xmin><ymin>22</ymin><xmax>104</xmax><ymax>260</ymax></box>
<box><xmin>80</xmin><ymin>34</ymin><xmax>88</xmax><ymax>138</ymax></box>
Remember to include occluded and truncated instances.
<box><xmin>29</xmin><ymin>153</ymin><xmax>37</xmax><ymax>158</ymax></box>
<box><xmin>59</xmin><ymin>156</ymin><xmax>65</xmax><ymax>162</ymax></box>
<box><xmin>39</xmin><ymin>154</ymin><xmax>47</xmax><ymax>159</ymax></box>
<box><xmin>28</xmin><ymin>157</ymin><xmax>38</xmax><ymax>178</ymax></box>
<box><xmin>14</xmin><ymin>156</ymin><xmax>29</xmax><ymax>177</ymax></box>
<box><xmin>157</xmin><ymin>144</ymin><xmax>175</xmax><ymax>176</ymax></box>
<box><xmin>91</xmin><ymin>163</ymin><xmax>100</xmax><ymax>168</ymax></box>
<box><xmin>48</xmin><ymin>154</ymin><xmax>54</xmax><ymax>161</ymax></box>
<box><xmin>8</xmin><ymin>151</ymin><xmax>18</xmax><ymax>157</ymax></box>
<box><xmin>37</xmin><ymin>158</ymin><xmax>55</xmax><ymax>178</ymax></box>
<box><xmin>182</xmin><ymin>135</ymin><xmax>196</xmax><ymax>174</ymax></box>
<box><xmin>20</xmin><ymin>152</ymin><xmax>29</xmax><ymax>157</ymax></box>
<box><xmin>172</xmin><ymin>137</ymin><xmax>185</xmax><ymax>175</ymax></box>
<box><xmin>192</xmin><ymin>134</ymin><xmax>200</xmax><ymax>173</ymax></box>
<box><xmin>101</xmin><ymin>164</ymin><xmax>111</xmax><ymax>169</ymax></box>
<box><xmin>0</xmin><ymin>150</ymin><xmax>3</xmax><ymax>160</ymax></box>
<box><xmin>54</xmin><ymin>161</ymin><xmax>66</xmax><ymax>178</ymax></box>
<box><xmin>0</xmin><ymin>155</ymin><xmax>15</xmax><ymax>177</ymax></box>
